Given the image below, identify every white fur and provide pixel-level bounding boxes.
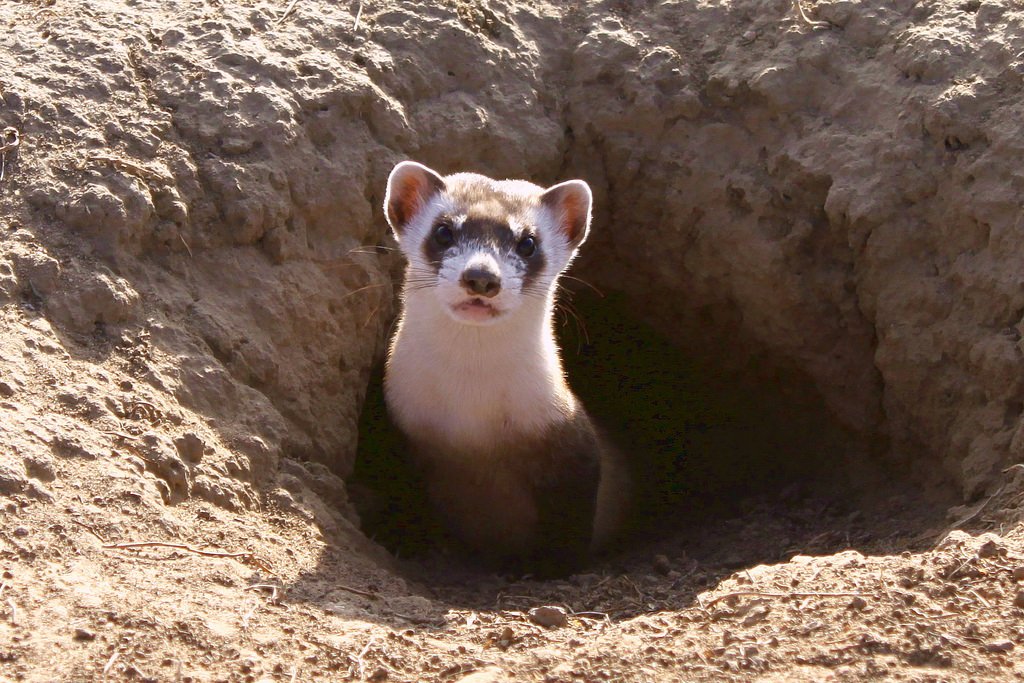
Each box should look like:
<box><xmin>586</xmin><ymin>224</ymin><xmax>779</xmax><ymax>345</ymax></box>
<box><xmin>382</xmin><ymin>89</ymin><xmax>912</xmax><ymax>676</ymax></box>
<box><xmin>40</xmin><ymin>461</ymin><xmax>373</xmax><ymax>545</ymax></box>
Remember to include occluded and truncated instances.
<box><xmin>386</xmin><ymin>175</ymin><xmax>584</xmax><ymax>458</ymax></box>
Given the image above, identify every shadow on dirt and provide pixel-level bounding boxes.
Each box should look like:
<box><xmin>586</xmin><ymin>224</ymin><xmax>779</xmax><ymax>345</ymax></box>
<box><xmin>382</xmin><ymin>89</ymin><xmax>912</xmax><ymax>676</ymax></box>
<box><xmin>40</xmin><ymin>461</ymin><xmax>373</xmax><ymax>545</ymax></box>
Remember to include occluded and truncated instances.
<box><xmin>328</xmin><ymin>283</ymin><xmax>954</xmax><ymax>624</ymax></box>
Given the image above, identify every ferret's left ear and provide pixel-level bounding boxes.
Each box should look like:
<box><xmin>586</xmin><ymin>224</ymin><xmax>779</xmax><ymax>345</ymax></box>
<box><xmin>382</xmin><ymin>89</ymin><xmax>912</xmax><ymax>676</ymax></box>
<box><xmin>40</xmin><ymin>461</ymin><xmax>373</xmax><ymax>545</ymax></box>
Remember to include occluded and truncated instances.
<box><xmin>540</xmin><ymin>180</ymin><xmax>592</xmax><ymax>249</ymax></box>
<box><xmin>384</xmin><ymin>161</ymin><xmax>447</xmax><ymax>236</ymax></box>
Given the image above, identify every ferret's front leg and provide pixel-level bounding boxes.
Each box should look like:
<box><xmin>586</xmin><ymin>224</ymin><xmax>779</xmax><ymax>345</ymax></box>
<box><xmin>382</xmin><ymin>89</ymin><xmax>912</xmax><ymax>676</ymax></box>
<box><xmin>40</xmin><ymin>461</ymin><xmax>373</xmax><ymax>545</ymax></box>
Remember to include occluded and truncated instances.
<box><xmin>527</xmin><ymin>445</ymin><xmax>601</xmax><ymax>577</ymax></box>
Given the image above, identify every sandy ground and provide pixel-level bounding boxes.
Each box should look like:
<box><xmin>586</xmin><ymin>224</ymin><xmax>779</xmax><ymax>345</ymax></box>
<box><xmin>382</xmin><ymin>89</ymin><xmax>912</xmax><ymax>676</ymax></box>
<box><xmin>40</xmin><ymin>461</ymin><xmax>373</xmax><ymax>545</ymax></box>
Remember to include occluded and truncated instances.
<box><xmin>4</xmin><ymin>0</ymin><xmax>1024</xmax><ymax>680</ymax></box>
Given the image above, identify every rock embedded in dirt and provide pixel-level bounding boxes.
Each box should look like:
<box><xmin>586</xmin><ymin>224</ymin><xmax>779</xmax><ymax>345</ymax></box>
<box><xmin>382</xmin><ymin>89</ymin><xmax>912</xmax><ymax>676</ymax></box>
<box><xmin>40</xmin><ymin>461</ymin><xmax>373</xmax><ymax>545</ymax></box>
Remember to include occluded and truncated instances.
<box><xmin>137</xmin><ymin>432</ymin><xmax>191</xmax><ymax>500</ymax></box>
<box><xmin>528</xmin><ymin>605</ymin><xmax>569</xmax><ymax>629</ymax></box>
<box><xmin>0</xmin><ymin>463</ymin><xmax>28</xmax><ymax>496</ymax></box>
<box><xmin>11</xmin><ymin>249</ymin><xmax>61</xmax><ymax>297</ymax></box>
<box><xmin>847</xmin><ymin>596</ymin><xmax>869</xmax><ymax>611</ymax></box>
<box><xmin>173</xmin><ymin>432</ymin><xmax>206</xmax><ymax>463</ymax></box>
<box><xmin>493</xmin><ymin>626</ymin><xmax>516</xmax><ymax>650</ymax></box>
<box><xmin>23</xmin><ymin>454</ymin><xmax>56</xmax><ymax>482</ymax></box>
<box><xmin>983</xmin><ymin>640</ymin><xmax>1014</xmax><ymax>653</ymax></box>
<box><xmin>742</xmin><ymin>604</ymin><xmax>771</xmax><ymax>625</ymax></box>
<box><xmin>977</xmin><ymin>537</ymin><xmax>1006</xmax><ymax>558</ymax></box>
<box><xmin>1013</xmin><ymin>590</ymin><xmax>1024</xmax><ymax>608</ymax></box>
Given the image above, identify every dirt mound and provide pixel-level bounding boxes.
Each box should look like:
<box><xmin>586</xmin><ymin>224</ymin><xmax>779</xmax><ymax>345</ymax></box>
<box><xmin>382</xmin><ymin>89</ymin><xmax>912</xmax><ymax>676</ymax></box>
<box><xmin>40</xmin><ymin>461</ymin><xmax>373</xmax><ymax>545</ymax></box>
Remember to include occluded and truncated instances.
<box><xmin>3</xmin><ymin>0</ymin><xmax>1024</xmax><ymax>680</ymax></box>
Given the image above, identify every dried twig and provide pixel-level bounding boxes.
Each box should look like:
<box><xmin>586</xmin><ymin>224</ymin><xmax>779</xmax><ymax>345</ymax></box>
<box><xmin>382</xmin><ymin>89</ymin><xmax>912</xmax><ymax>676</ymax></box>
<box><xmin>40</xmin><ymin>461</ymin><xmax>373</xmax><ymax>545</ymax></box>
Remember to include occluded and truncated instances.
<box><xmin>353</xmin><ymin>0</ymin><xmax>364</xmax><ymax>31</ymax></box>
<box><xmin>0</xmin><ymin>127</ymin><xmax>20</xmax><ymax>182</ymax></box>
<box><xmin>85</xmin><ymin>153</ymin><xmax>170</xmax><ymax>182</ymax></box>
<box><xmin>705</xmin><ymin>590</ymin><xmax>870</xmax><ymax>607</ymax></box>
<box><xmin>945</xmin><ymin>483</ymin><xmax>1006</xmax><ymax>533</ymax></box>
<box><xmin>276</xmin><ymin>0</ymin><xmax>301</xmax><ymax>25</ymax></box>
<box><xmin>792</xmin><ymin>0</ymin><xmax>830</xmax><ymax>29</ymax></box>
<box><xmin>335</xmin><ymin>583</ymin><xmax>378</xmax><ymax>600</ymax></box>
<box><xmin>177</xmin><ymin>232</ymin><xmax>194</xmax><ymax>258</ymax></box>
<box><xmin>71</xmin><ymin>518</ymin><xmax>109</xmax><ymax>544</ymax></box>
<box><xmin>101</xmin><ymin>430</ymin><xmax>139</xmax><ymax>442</ymax></box>
<box><xmin>352</xmin><ymin>637</ymin><xmax>376</xmax><ymax>679</ymax></box>
<box><xmin>246</xmin><ymin>583</ymin><xmax>282</xmax><ymax>604</ymax></box>
<box><xmin>102</xmin><ymin>541</ymin><xmax>272</xmax><ymax>572</ymax></box>
<box><xmin>102</xmin><ymin>650</ymin><xmax>120</xmax><ymax>676</ymax></box>
<box><xmin>572</xmin><ymin>611</ymin><xmax>610</xmax><ymax>621</ymax></box>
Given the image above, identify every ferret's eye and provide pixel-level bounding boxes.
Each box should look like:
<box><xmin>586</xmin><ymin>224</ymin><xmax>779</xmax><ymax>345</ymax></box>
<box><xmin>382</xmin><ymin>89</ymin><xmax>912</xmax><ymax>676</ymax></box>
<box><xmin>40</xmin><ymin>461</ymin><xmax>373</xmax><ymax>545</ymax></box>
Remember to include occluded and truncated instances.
<box><xmin>433</xmin><ymin>223</ymin><xmax>454</xmax><ymax>248</ymax></box>
<box><xmin>516</xmin><ymin>235</ymin><xmax>536</xmax><ymax>258</ymax></box>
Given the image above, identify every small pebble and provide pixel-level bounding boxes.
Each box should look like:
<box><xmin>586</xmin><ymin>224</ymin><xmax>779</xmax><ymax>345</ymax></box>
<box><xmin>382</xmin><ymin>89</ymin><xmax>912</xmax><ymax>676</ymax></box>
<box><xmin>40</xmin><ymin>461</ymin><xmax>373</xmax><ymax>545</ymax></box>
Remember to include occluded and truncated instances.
<box><xmin>12</xmin><ymin>527</ymin><xmax>28</xmax><ymax>538</ymax></box>
<box><xmin>978</xmin><ymin>538</ymin><xmax>1005</xmax><ymax>558</ymax></box>
<box><xmin>527</xmin><ymin>605</ymin><xmax>568</xmax><ymax>629</ymax></box>
<box><xmin>494</xmin><ymin>626</ymin><xmax>515</xmax><ymax>650</ymax></box>
<box><xmin>742</xmin><ymin>605</ymin><xmax>770</xmax><ymax>625</ymax></box>
<box><xmin>653</xmin><ymin>554</ymin><xmax>672</xmax><ymax>575</ymax></box>
<box><xmin>73</xmin><ymin>628</ymin><xmax>96</xmax><ymax>641</ymax></box>
<box><xmin>1012</xmin><ymin>566</ymin><xmax>1024</xmax><ymax>582</ymax></box>
<box><xmin>847</xmin><ymin>596</ymin><xmax>869</xmax><ymax>611</ymax></box>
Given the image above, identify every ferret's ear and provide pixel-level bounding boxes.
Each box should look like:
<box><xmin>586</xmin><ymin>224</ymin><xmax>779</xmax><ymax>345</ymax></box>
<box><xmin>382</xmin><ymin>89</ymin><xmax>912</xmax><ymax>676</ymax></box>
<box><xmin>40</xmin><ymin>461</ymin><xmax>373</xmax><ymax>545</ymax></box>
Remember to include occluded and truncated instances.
<box><xmin>384</xmin><ymin>161</ymin><xmax>447</xmax><ymax>235</ymax></box>
<box><xmin>540</xmin><ymin>180</ymin><xmax>592</xmax><ymax>249</ymax></box>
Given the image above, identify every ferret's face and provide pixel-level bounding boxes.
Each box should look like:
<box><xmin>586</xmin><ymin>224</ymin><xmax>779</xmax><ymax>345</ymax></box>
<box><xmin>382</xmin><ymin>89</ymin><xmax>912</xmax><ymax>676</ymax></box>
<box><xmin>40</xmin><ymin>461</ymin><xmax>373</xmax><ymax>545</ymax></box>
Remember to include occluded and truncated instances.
<box><xmin>384</xmin><ymin>162</ymin><xmax>592</xmax><ymax>326</ymax></box>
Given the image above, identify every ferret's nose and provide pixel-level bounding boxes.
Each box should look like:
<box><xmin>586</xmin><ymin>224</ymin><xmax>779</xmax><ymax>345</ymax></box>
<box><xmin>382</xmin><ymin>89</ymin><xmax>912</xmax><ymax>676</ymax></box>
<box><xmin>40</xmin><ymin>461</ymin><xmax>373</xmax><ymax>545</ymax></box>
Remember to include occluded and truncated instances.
<box><xmin>460</xmin><ymin>268</ymin><xmax>501</xmax><ymax>298</ymax></box>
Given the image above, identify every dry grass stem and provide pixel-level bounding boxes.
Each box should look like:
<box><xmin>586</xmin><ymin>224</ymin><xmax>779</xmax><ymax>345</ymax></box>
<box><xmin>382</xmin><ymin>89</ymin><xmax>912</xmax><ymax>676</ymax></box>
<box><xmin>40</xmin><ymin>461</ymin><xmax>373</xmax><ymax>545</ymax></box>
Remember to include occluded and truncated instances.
<box><xmin>102</xmin><ymin>541</ymin><xmax>272</xmax><ymax>572</ymax></box>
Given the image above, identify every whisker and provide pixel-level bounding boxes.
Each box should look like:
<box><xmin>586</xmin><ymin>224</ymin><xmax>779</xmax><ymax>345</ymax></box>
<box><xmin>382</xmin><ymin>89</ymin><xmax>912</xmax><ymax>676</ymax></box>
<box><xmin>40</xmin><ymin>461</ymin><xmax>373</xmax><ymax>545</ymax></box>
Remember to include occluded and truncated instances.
<box><xmin>560</xmin><ymin>274</ymin><xmax>605</xmax><ymax>298</ymax></box>
<box><xmin>348</xmin><ymin>245</ymin><xmax>399</xmax><ymax>254</ymax></box>
<box><xmin>341</xmin><ymin>282</ymin><xmax>390</xmax><ymax>301</ymax></box>
<box><xmin>552</xmin><ymin>295</ymin><xmax>590</xmax><ymax>351</ymax></box>
<box><xmin>317</xmin><ymin>261</ymin><xmax>366</xmax><ymax>271</ymax></box>
<box><xmin>362</xmin><ymin>301</ymin><xmax>384</xmax><ymax>329</ymax></box>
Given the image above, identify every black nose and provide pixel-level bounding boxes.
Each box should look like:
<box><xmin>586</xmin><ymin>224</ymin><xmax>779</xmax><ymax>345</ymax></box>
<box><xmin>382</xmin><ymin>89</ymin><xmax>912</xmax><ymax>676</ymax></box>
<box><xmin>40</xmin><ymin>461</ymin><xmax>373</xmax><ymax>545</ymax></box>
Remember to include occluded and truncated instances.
<box><xmin>460</xmin><ymin>268</ymin><xmax>501</xmax><ymax>298</ymax></box>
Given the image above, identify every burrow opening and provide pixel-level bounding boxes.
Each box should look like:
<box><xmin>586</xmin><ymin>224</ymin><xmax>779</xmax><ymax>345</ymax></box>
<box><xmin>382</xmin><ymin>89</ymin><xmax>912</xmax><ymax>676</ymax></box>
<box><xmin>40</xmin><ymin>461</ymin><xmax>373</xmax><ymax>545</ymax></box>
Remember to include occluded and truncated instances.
<box><xmin>351</xmin><ymin>271</ymin><xmax>952</xmax><ymax>594</ymax></box>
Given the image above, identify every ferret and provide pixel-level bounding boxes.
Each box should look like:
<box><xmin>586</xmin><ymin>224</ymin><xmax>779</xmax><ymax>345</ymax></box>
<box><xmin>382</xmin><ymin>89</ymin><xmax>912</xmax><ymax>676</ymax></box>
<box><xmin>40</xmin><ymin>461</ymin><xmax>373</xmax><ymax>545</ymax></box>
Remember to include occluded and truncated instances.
<box><xmin>381</xmin><ymin>160</ymin><xmax>627</xmax><ymax>574</ymax></box>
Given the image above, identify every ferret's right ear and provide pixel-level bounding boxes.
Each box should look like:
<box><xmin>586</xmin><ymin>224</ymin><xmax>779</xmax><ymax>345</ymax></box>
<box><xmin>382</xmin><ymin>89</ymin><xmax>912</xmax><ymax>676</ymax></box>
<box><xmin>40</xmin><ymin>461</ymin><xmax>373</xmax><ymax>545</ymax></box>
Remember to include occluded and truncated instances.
<box><xmin>384</xmin><ymin>161</ymin><xmax>446</xmax><ymax>236</ymax></box>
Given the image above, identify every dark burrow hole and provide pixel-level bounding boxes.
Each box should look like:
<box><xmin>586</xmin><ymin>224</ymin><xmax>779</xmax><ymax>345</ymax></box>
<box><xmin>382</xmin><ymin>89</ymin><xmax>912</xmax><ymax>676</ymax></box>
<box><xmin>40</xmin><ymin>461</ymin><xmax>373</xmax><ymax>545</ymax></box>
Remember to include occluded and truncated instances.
<box><xmin>351</xmin><ymin>283</ymin><xmax>949</xmax><ymax>609</ymax></box>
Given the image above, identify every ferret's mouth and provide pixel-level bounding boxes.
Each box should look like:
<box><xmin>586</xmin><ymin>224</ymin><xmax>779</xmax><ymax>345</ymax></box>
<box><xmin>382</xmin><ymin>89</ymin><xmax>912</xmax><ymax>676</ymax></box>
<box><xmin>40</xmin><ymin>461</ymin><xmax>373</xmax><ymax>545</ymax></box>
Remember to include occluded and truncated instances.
<box><xmin>451</xmin><ymin>297</ymin><xmax>502</xmax><ymax>323</ymax></box>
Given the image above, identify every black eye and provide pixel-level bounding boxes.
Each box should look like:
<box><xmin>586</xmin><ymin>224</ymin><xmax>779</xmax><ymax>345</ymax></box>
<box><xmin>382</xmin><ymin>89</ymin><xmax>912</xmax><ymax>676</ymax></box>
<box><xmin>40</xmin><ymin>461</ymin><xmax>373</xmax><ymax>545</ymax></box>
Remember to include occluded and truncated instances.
<box><xmin>516</xmin><ymin>235</ymin><xmax>536</xmax><ymax>258</ymax></box>
<box><xmin>433</xmin><ymin>223</ymin><xmax>454</xmax><ymax>248</ymax></box>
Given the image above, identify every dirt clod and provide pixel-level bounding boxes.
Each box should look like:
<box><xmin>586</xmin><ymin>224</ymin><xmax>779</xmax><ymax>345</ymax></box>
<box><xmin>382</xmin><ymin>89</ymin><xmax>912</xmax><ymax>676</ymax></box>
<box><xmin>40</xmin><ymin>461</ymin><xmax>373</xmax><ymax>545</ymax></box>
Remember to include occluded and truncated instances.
<box><xmin>983</xmin><ymin>640</ymin><xmax>1015</xmax><ymax>653</ymax></box>
<box><xmin>978</xmin><ymin>537</ymin><xmax>1006</xmax><ymax>558</ymax></box>
<box><xmin>847</xmin><ymin>596</ymin><xmax>869</xmax><ymax>611</ymax></box>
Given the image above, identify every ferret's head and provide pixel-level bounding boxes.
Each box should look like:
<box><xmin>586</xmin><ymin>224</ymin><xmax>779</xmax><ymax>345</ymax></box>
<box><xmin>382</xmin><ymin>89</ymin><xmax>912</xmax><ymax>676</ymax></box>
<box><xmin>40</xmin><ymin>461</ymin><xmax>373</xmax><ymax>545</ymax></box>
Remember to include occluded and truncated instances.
<box><xmin>384</xmin><ymin>161</ymin><xmax>592</xmax><ymax>326</ymax></box>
